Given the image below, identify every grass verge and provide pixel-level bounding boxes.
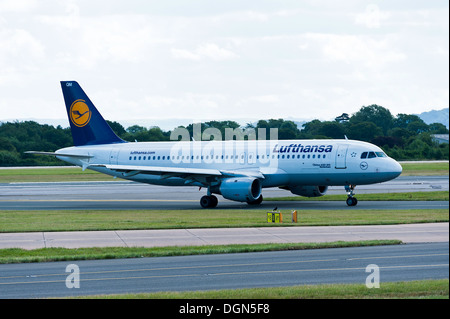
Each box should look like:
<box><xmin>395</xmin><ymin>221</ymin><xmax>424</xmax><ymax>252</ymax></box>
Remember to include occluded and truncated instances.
<box><xmin>0</xmin><ymin>167</ymin><xmax>111</xmax><ymax>183</ymax></box>
<box><xmin>86</xmin><ymin>279</ymin><xmax>449</xmax><ymax>299</ymax></box>
<box><xmin>0</xmin><ymin>240</ymin><xmax>401</xmax><ymax>264</ymax></box>
<box><xmin>400</xmin><ymin>162</ymin><xmax>449</xmax><ymax>176</ymax></box>
<box><xmin>266</xmin><ymin>191</ymin><xmax>448</xmax><ymax>201</ymax></box>
<box><xmin>0</xmin><ymin>209</ymin><xmax>448</xmax><ymax>232</ymax></box>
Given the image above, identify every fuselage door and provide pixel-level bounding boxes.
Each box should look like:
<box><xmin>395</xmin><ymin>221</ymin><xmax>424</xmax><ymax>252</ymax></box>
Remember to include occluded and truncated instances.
<box><xmin>335</xmin><ymin>144</ymin><xmax>348</xmax><ymax>169</ymax></box>
<box><xmin>109</xmin><ymin>149</ymin><xmax>120</xmax><ymax>164</ymax></box>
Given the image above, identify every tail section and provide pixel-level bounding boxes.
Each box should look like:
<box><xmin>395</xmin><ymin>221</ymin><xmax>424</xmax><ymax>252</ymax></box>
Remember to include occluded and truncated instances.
<box><xmin>61</xmin><ymin>81</ymin><xmax>126</xmax><ymax>146</ymax></box>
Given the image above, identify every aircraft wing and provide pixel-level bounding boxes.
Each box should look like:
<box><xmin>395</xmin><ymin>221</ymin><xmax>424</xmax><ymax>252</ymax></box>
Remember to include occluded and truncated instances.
<box><xmin>91</xmin><ymin>164</ymin><xmax>222</xmax><ymax>177</ymax></box>
<box><xmin>90</xmin><ymin>164</ymin><xmax>265</xmax><ymax>179</ymax></box>
<box><xmin>219</xmin><ymin>169</ymin><xmax>265</xmax><ymax>179</ymax></box>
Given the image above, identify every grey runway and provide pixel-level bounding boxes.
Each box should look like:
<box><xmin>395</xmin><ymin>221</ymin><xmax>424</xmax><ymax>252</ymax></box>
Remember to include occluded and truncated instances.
<box><xmin>0</xmin><ymin>242</ymin><xmax>447</xmax><ymax>299</ymax></box>
<box><xmin>0</xmin><ymin>199</ymin><xmax>447</xmax><ymax>210</ymax></box>
<box><xmin>2</xmin><ymin>175</ymin><xmax>448</xmax><ymax>199</ymax></box>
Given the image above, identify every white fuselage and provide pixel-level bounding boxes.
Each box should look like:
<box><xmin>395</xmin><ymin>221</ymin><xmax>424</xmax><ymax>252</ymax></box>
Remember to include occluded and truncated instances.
<box><xmin>56</xmin><ymin>139</ymin><xmax>402</xmax><ymax>188</ymax></box>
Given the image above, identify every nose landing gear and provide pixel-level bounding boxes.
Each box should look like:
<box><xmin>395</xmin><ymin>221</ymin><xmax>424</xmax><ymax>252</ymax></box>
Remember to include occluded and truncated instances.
<box><xmin>345</xmin><ymin>185</ymin><xmax>358</xmax><ymax>206</ymax></box>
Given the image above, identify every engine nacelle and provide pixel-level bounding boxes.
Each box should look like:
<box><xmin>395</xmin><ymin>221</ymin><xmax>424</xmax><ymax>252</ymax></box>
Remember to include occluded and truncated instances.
<box><xmin>219</xmin><ymin>177</ymin><xmax>262</xmax><ymax>203</ymax></box>
<box><xmin>289</xmin><ymin>185</ymin><xmax>328</xmax><ymax>197</ymax></box>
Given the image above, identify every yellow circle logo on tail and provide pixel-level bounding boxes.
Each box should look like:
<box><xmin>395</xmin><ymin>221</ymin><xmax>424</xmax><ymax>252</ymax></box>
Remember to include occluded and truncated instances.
<box><xmin>70</xmin><ymin>99</ymin><xmax>91</xmax><ymax>127</ymax></box>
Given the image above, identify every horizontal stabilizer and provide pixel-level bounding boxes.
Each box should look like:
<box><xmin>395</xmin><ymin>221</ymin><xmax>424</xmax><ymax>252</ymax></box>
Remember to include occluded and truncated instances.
<box><xmin>25</xmin><ymin>151</ymin><xmax>93</xmax><ymax>159</ymax></box>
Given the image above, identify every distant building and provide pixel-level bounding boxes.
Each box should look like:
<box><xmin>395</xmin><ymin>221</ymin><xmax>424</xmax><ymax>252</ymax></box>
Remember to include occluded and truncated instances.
<box><xmin>432</xmin><ymin>134</ymin><xmax>449</xmax><ymax>144</ymax></box>
<box><xmin>335</xmin><ymin>113</ymin><xmax>350</xmax><ymax>122</ymax></box>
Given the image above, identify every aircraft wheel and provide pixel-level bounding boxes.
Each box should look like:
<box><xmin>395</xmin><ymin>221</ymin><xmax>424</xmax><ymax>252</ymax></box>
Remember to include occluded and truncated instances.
<box><xmin>200</xmin><ymin>195</ymin><xmax>211</xmax><ymax>208</ymax></box>
<box><xmin>210</xmin><ymin>195</ymin><xmax>218</xmax><ymax>208</ymax></box>
<box><xmin>346</xmin><ymin>197</ymin><xmax>358</xmax><ymax>206</ymax></box>
<box><xmin>200</xmin><ymin>195</ymin><xmax>218</xmax><ymax>208</ymax></box>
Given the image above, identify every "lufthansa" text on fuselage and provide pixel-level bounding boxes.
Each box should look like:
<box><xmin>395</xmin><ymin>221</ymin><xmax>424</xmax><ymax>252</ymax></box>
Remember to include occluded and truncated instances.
<box><xmin>273</xmin><ymin>144</ymin><xmax>333</xmax><ymax>154</ymax></box>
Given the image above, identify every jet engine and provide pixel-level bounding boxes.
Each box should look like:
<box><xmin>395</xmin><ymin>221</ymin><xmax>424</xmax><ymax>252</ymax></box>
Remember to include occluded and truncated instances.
<box><xmin>288</xmin><ymin>185</ymin><xmax>328</xmax><ymax>197</ymax></box>
<box><xmin>219</xmin><ymin>177</ymin><xmax>262</xmax><ymax>203</ymax></box>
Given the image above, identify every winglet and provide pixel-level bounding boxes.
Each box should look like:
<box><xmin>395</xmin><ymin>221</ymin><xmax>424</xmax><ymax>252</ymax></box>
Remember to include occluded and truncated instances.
<box><xmin>60</xmin><ymin>81</ymin><xmax>126</xmax><ymax>146</ymax></box>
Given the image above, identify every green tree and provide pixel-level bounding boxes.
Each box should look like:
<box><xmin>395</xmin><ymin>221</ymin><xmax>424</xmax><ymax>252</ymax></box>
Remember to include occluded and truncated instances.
<box><xmin>301</xmin><ymin>120</ymin><xmax>346</xmax><ymax>139</ymax></box>
<box><xmin>317</xmin><ymin>122</ymin><xmax>345</xmax><ymax>139</ymax></box>
<box><xmin>388</xmin><ymin>127</ymin><xmax>414</xmax><ymax>141</ymax></box>
<box><xmin>126</xmin><ymin>125</ymin><xmax>147</xmax><ymax>135</ymax></box>
<box><xmin>347</xmin><ymin>121</ymin><xmax>382</xmax><ymax>141</ymax></box>
<box><xmin>0</xmin><ymin>137</ymin><xmax>16</xmax><ymax>152</ymax></box>
<box><xmin>184</xmin><ymin>121</ymin><xmax>242</xmax><ymax>141</ymax></box>
<box><xmin>428</xmin><ymin>123</ymin><xmax>449</xmax><ymax>134</ymax></box>
<box><xmin>351</xmin><ymin>105</ymin><xmax>394</xmax><ymax>135</ymax></box>
<box><xmin>257</xmin><ymin>119</ymin><xmax>300</xmax><ymax>140</ymax></box>
<box><xmin>301</xmin><ymin>119</ymin><xmax>322</xmax><ymax>136</ymax></box>
<box><xmin>407</xmin><ymin>121</ymin><xmax>429</xmax><ymax>134</ymax></box>
<box><xmin>0</xmin><ymin>150</ymin><xmax>20</xmax><ymax>166</ymax></box>
<box><xmin>147</xmin><ymin>127</ymin><xmax>169</xmax><ymax>141</ymax></box>
<box><xmin>394</xmin><ymin>114</ymin><xmax>423</xmax><ymax>129</ymax></box>
<box><xmin>106</xmin><ymin>120</ymin><xmax>126</xmax><ymax>137</ymax></box>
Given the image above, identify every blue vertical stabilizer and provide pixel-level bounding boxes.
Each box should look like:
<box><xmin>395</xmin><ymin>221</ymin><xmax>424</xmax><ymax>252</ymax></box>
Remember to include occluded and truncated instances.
<box><xmin>61</xmin><ymin>81</ymin><xmax>126</xmax><ymax>146</ymax></box>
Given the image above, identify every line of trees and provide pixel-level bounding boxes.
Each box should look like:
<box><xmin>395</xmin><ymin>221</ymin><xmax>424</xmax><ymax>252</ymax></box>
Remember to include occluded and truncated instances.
<box><xmin>0</xmin><ymin>104</ymin><xmax>448</xmax><ymax>166</ymax></box>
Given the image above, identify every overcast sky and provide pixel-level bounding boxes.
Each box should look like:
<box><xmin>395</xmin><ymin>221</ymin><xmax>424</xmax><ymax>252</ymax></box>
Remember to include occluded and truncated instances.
<box><xmin>0</xmin><ymin>0</ymin><xmax>448</xmax><ymax>128</ymax></box>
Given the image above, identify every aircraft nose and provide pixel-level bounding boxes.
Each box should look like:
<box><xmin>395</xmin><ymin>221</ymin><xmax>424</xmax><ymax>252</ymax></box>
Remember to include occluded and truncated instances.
<box><xmin>390</xmin><ymin>159</ymin><xmax>403</xmax><ymax>178</ymax></box>
<box><xmin>375</xmin><ymin>158</ymin><xmax>402</xmax><ymax>183</ymax></box>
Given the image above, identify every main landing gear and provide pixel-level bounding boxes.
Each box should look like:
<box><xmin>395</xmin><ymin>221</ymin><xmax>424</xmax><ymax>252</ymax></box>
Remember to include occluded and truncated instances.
<box><xmin>200</xmin><ymin>193</ymin><xmax>264</xmax><ymax>208</ymax></box>
<box><xmin>200</xmin><ymin>195</ymin><xmax>218</xmax><ymax>208</ymax></box>
<box><xmin>345</xmin><ymin>185</ymin><xmax>358</xmax><ymax>206</ymax></box>
<box><xmin>200</xmin><ymin>194</ymin><xmax>264</xmax><ymax>208</ymax></box>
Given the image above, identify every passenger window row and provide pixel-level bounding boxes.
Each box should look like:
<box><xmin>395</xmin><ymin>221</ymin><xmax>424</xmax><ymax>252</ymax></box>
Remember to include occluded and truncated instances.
<box><xmin>128</xmin><ymin>154</ymin><xmax>327</xmax><ymax>161</ymax></box>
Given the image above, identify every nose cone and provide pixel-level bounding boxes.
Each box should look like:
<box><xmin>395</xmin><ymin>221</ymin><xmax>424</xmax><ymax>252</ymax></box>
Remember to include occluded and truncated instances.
<box><xmin>376</xmin><ymin>158</ymin><xmax>403</xmax><ymax>183</ymax></box>
<box><xmin>390</xmin><ymin>159</ymin><xmax>403</xmax><ymax>179</ymax></box>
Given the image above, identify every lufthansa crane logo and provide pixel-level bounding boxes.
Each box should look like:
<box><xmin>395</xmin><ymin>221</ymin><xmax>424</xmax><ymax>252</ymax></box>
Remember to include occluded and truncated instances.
<box><xmin>360</xmin><ymin>161</ymin><xmax>368</xmax><ymax>170</ymax></box>
<box><xmin>70</xmin><ymin>99</ymin><xmax>91</xmax><ymax>127</ymax></box>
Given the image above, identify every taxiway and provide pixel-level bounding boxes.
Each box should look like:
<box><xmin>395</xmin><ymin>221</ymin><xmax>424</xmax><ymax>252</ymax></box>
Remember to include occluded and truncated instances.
<box><xmin>0</xmin><ymin>175</ymin><xmax>448</xmax><ymax>210</ymax></box>
<box><xmin>0</xmin><ymin>242</ymin><xmax>447</xmax><ymax>299</ymax></box>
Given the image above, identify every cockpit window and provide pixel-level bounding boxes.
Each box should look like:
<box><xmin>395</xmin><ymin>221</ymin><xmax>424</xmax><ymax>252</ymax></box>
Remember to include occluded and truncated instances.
<box><xmin>368</xmin><ymin>151</ymin><xmax>377</xmax><ymax>158</ymax></box>
<box><xmin>361</xmin><ymin>151</ymin><xmax>387</xmax><ymax>159</ymax></box>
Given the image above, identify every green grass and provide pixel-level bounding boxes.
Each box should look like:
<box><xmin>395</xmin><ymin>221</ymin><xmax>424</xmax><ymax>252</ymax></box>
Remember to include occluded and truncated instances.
<box><xmin>400</xmin><ymin>162</ymin><xmax>449</xmax><ymax>176</ymax></box>
<box><xmin>0</xmin><ymin>167</ymin><xmax>112</xmax><ymax>183</ymax></box>
<box><xmin>0</xmin><ymin>240</ymin><xmax>401</xmax><ymax>264</ymax></box>
<box><xmin>86</xmin><ymin>279</ymin><xmax>448</xmax><ymax>299</ymax></box>
<box><xmin>266</xmin><ymin>191</ymin><xmax>449</xmax><ymax>202</ymax></box>
<box><xmin>0</xmin><ymin>208</ymin><xmax>448</xmax><ymax>233</ymax></box>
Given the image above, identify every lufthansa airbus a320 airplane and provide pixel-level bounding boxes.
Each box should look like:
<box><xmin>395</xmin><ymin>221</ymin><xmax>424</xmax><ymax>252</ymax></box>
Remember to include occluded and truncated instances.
<box><xmin>27</xmin><ymin>81</ymin><xmax>402</xmax><ymax>208</ymax></box>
